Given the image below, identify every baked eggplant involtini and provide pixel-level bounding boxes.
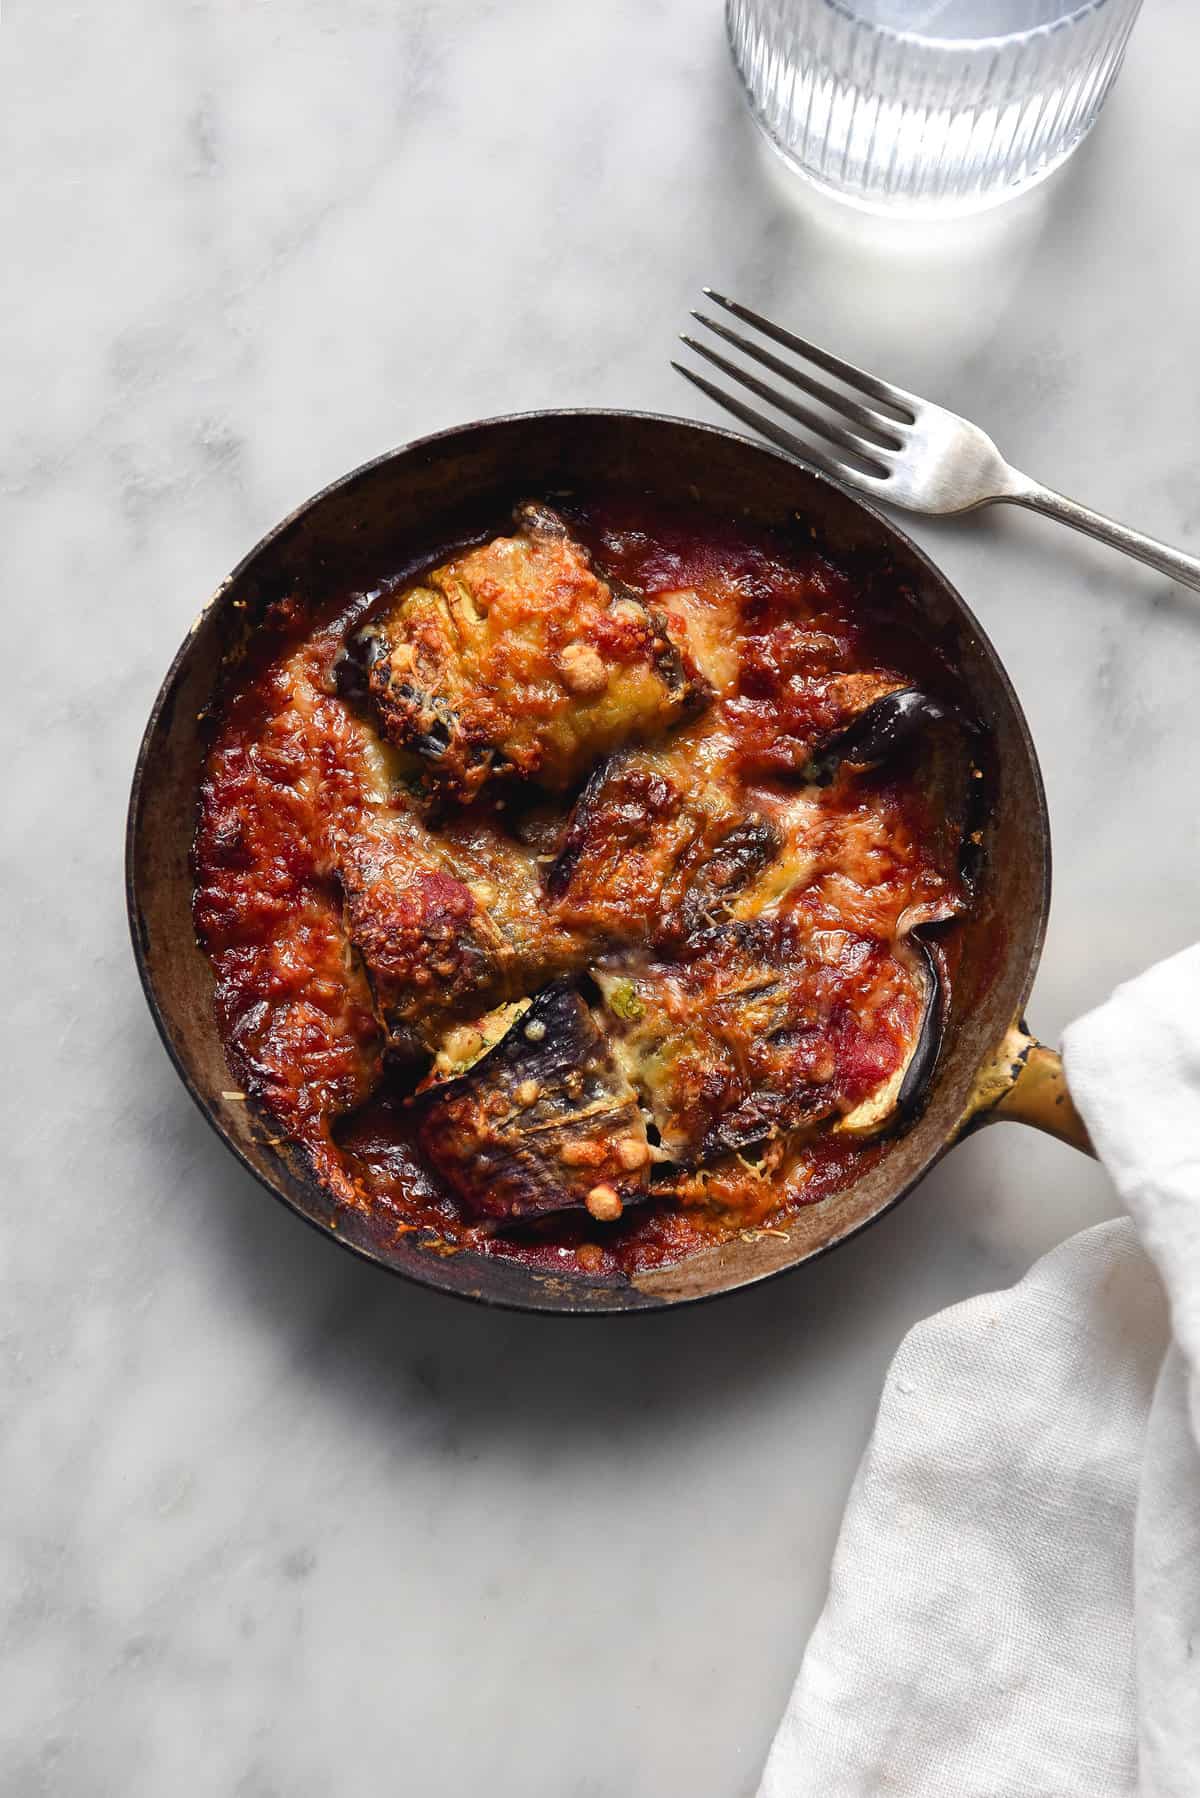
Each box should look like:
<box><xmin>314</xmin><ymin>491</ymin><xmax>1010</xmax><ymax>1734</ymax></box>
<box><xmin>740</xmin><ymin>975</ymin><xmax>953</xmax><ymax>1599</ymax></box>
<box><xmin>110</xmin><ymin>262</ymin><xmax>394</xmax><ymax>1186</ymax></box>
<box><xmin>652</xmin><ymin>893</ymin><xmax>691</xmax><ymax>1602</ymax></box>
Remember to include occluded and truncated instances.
<box><xmin>194</xmin><ymin>497</ymin><xmax>980</xmax><ymax>1278</ymax></box>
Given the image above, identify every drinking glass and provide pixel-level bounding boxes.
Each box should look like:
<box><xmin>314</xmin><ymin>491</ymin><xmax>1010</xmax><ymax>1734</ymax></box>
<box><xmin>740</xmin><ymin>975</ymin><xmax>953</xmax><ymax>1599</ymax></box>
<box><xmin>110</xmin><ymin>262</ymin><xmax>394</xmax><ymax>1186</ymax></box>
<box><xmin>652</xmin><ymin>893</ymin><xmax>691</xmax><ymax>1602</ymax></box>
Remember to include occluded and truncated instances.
<box><xmin>727</xmin><ymin>0</ymin><xmax>1144</xmax><ymax>215</ymax></box>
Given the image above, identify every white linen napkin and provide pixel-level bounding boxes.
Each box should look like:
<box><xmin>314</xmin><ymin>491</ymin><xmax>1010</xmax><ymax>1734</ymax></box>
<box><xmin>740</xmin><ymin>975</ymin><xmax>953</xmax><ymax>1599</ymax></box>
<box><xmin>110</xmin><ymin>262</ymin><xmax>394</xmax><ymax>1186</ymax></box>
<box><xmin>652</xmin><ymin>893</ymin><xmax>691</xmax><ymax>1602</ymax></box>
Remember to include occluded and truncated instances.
<box><xmin>758</xmin><ymin>945</ymin><xmax>1200</xmax><ymax>1798</ymax></box>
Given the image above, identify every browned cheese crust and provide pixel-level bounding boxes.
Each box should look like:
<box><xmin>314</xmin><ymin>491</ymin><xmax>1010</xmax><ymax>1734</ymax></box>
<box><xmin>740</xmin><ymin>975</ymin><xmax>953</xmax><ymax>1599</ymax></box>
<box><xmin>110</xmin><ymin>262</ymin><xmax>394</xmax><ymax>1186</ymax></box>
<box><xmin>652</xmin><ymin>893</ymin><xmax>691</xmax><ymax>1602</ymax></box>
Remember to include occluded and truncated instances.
<box><xmin>341</xmin><ymin>503</ymin><xmax>708</xmax><ymax>804</ymax></box>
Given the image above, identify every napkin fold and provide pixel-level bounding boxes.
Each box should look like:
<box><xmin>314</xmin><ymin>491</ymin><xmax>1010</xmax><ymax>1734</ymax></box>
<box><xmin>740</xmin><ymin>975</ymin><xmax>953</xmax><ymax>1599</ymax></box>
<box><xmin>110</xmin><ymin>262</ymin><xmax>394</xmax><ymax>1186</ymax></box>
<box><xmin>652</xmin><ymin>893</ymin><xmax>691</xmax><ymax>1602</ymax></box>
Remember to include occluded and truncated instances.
<box><xmin>759</xmin><ymin>946</ymin><xmax>1200</xmax><ymax>1798</ymax></box>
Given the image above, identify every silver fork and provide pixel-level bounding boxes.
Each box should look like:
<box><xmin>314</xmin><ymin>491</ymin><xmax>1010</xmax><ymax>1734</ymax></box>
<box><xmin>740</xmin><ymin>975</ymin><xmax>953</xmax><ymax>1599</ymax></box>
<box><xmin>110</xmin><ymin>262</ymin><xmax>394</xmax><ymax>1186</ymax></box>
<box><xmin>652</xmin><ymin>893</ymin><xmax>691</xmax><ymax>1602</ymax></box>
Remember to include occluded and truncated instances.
<box><xmin>674</xmin><ymin>291</ymin><xmax>1200</xmax><ymax>595</ymax></box>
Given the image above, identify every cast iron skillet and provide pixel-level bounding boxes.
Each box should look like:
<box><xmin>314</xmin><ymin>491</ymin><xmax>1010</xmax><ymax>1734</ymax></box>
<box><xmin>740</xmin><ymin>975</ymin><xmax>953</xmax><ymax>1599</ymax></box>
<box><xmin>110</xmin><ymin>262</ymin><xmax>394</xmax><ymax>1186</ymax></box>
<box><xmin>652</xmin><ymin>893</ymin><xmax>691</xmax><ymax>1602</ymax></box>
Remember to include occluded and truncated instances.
<box><xmin>126</xmin><ymin>411</ymin><xmax>1092</xmax><ymax>1315</ymax></box>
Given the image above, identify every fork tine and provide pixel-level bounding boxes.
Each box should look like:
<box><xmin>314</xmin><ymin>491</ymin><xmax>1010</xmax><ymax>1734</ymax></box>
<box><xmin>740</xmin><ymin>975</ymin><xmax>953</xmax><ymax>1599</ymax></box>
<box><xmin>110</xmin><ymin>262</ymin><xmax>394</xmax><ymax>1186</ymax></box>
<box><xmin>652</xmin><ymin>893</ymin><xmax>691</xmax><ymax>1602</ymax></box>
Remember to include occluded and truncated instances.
<box><xmin>670</xmin><ymin>362</ymin><xmax>889</xmax><ymax>494</ymax></box>
<box><xmin>679</xmin><ymin>336</ymin><xmax>892</xmax><ymax>476</ymax></box>
<box><xmin>690</xmin><ymin>312</ymin><xmax>903</xmax><ymax>448</ymax></box>
<box><xmin>702</xmin><ymin>289</ymin><xmax>917</xmax><ymax>423</ymax></box>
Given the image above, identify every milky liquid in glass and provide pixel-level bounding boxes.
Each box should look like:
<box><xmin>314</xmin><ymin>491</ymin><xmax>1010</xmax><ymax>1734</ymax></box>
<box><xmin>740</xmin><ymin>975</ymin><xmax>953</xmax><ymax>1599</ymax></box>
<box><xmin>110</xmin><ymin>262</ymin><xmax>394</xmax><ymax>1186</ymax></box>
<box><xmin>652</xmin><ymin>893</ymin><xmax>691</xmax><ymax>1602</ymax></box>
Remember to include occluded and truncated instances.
<box><xmin>727</xmin><ymin>0</ymin><xmax>1144</xmax><ymax>214</ymax></box>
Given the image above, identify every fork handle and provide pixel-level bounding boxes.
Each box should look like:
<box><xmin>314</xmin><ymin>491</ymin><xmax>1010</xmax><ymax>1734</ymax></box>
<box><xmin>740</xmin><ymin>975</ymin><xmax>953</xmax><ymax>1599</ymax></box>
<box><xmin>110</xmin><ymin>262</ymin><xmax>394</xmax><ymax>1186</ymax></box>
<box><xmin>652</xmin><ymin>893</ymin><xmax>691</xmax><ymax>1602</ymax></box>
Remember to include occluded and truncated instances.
<box><xmin>1003</xmin><ymin>478</ymin><xmax>1200</xmax><ymax>594</ymax></box>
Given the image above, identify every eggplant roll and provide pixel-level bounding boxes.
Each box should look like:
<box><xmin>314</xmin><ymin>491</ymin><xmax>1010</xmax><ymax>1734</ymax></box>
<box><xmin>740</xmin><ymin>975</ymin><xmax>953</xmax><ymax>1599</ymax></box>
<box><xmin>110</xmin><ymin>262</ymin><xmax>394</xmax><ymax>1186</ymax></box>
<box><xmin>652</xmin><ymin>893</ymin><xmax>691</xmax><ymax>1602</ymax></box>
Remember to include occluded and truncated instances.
<box><xmin>338</xmin><ymin>810</ymin><xmax>584</xmax><ymax>1057</ymax></box>
<box><xmin>545</xmin><ymin>737</ymin><xmax>779</xmax><ymax>945</ymax></box>
<box><xmin>408</xmin><ymin>984</ymin><xmax>652</xmax><ymax>1223</ymax></box>
<box><xmin>339</xmin><ymin>503</ymin><xmax>707</xmax><ymax>804</ymax></box>
<box><xmin>594</xmin><ymin>914</ymin><xmax>932</xmax><ymax>1164</ymax></box>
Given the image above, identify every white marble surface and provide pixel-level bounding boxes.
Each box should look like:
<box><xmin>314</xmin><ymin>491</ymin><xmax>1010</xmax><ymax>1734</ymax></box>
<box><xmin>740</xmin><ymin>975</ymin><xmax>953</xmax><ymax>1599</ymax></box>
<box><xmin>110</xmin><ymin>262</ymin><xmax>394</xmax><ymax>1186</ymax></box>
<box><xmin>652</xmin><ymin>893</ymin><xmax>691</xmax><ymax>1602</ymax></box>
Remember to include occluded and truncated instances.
<box><xmin>4</xmin><ymin>2</ymin><xmax>1200</xmax><ymax>1792</ymax></box>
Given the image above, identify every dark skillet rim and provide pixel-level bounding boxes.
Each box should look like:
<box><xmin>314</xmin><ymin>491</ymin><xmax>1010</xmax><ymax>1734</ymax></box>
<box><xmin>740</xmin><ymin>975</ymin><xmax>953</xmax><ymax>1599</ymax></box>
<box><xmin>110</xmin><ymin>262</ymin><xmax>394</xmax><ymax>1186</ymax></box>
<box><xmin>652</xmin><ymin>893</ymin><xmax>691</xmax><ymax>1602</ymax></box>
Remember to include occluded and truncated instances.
<box><xmin>125</xmin><ymin>408</ymin><xmax>1051</xmax><ymax>1318</ymax></box>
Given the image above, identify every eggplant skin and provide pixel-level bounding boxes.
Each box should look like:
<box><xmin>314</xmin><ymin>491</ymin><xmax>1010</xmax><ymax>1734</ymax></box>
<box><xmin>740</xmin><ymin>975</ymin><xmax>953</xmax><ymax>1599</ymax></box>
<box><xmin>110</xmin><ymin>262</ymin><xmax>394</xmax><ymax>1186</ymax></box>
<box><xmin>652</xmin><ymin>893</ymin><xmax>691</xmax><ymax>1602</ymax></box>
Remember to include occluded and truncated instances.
<box><xmin>801</xmin><ymin>686</ymin><xmax>948</xmax><ymax>785</ymax></box>
<box><xmin>407</xmin><ymin>984</ymin><xmax>651</xmax><ymax>1224</ymax></box>
<box><xmin>338</xmin><ymin>503</ymin><xmax>708</xmax><ymax>805</ymax></box>
<box><xmin>895</xmin><ymin>932</ymin><xmax>943</xmax><ymax>1117</ymax></box>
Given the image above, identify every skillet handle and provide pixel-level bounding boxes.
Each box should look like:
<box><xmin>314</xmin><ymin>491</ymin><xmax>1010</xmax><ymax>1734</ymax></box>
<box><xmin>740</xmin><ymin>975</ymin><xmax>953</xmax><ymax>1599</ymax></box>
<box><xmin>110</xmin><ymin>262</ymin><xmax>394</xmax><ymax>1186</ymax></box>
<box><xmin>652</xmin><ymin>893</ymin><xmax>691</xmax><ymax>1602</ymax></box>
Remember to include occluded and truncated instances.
<box><xmin>961</xmin><ymin>1023</ymin><xmax>1095</xmax><ymax>1157</ymax></box>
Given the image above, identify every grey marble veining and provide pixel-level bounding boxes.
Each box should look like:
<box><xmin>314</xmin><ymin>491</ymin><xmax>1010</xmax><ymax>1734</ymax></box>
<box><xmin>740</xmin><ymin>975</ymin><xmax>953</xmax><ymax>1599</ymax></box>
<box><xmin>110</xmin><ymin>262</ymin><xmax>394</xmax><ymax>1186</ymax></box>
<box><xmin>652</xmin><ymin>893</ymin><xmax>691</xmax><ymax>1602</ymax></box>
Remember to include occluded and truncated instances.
<box><xmin>3</xmin><ymin>2</ymin><xmax>1199</xmax><ymax>1792</ymax></box>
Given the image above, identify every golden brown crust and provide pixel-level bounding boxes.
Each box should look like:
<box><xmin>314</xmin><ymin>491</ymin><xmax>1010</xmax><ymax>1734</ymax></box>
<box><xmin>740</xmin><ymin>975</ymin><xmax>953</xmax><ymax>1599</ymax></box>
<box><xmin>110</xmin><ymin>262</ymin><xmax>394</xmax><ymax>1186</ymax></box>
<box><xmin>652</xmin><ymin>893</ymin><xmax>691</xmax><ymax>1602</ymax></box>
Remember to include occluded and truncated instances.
<box><xmin>345</xmin><ymin>504</ymin><xmax>708</xmax><ymax>803</ymax></box>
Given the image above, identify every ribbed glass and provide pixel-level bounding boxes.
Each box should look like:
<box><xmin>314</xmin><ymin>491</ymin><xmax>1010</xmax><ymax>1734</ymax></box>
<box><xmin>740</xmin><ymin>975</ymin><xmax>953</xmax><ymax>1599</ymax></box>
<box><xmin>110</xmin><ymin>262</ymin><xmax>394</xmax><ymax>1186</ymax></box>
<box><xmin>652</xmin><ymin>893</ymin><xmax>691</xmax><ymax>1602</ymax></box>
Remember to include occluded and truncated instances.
<box><xmin>727</xmin><ymin>0</ymin><xmax>1143</xmax><ymax>215</ymax></box>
